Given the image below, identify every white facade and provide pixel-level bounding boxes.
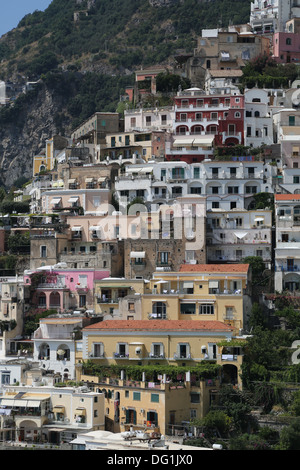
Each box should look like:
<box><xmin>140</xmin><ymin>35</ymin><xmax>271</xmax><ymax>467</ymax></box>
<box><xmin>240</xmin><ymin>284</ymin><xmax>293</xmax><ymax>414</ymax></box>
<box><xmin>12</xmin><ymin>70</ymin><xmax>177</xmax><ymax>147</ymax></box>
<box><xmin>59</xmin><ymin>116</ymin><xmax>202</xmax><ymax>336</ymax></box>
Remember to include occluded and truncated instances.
<box><xmin>244</xmin><ymin>88</ymin><xmax>274</xmax><ymax>148</ymax></box>
<box><xmin>206</xmin><ymin>209</ymin><xmax>272</xmax><ymax>267</ymax></box>
<box><xmin>274</xmin><ymin>194</ymin><xmax>300</xmax><ymax>292</ymax></box>
<box><xmin>124</xmin><ymin>106</ymin><xmax>175</xmax><ymax>132</ymax></box>
<box><xmin>33</xmin><ymin>316</ymin><xmax>84</xmax><ymax>380</ymax></box>
<box><xmin>250</xmin><ymin>0</ymin><xmax>297</xmax><ymax>34</ymax></box>
<box><xmin>114</xmin><ymin>160</ymin><xmax>275</xmax><ymax>210</ymax></box>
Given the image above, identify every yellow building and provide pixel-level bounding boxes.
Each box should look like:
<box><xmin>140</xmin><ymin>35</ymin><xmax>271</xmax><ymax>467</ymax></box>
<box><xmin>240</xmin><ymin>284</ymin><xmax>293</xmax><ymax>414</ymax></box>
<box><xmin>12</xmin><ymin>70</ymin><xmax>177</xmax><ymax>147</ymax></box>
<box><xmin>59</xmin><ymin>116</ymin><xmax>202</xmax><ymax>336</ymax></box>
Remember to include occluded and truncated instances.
<box><xmin>80</xmin><ymin>319</ymin><xmax>244</xmax><ymax>435</ymax></box>
<box><xmin>141</xmin><ymin>264</ymin><xmax>251</xmax><ymax>334</ymax></box>
<box><xmin>33</xmin><ymin>136</ymin><xmax>68</xmax><ymax>176</ymax></box>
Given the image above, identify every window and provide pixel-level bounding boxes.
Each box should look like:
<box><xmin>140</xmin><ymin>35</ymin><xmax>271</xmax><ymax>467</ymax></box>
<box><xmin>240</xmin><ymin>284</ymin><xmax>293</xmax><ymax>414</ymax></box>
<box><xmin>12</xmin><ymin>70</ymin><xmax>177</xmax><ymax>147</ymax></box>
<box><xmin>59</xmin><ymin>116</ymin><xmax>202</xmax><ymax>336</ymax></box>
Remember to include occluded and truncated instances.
<box><xmin>116</xmin><ymin>343</ymin><xmax>127</xmax><ymax>357</ymax></box>
<box><xmin>79</xmin><ymin>295</ymin><xmax>86</xmax><ymax>307</ymax></box>
<box><xmin>146</xmin><ymin>116</ymin><xmax>151</xmax><ymax>126</ymax></box>
<box><xmin>199</xmin><ymin>304</ymin><xmax>214</xmax><ymax>315</ymax></box>
<box><xmin>212</xmin><ymin>201</ymin><xmax>219</xmax><ymax>209</ymax></box>
<box><xmin>93</xmin><ymin>343</ymin><xmax>104</xmax><ymax>357</ymax></box>
<box><xmin>190</xmin><ymin>393</ymin><xmax>200</xmax><ymax>403</ymax></box>
<box><xmin>225</xmin><ymin>307</ymin><xmax>234</xmax><ymax>319</ymax></box>
<box><xmin>151</xmin><ymin>393</ymin><xmax>159</xmax><ymax>403</ymax></box>
<box><xmin>133</xmin><ymin>392</ymin><xmax>141</xmax><ymax>401</ymax></box>
<box><xmin>78</xmin><ymin>275</ymin><xmax>88</xmax><ymax>287</ymax></box>
<box><xmin>159</xmin><ymin>252</ymin><xmax>169</xmax><ymax>265</ymax></box>
<box><xmin>180</xmin><ymin>303</ymin><xmax>196</xmax><ymax>315</ymax></box>
<box><xmin>152</xmin><ymin>302</ymin><xmax>167</xmax><ymax>319</ymax></box>
<box><xmin>246</xmin><ymin>186</ymin><xmax>257</xmax><ymax>194</ymax></box>
<box><xmin>294</xmin><ymin>176</ymin><xmax>300</xmax><ymax>184</ymax></box>
<box><xmin>151</xmin><ymin>343</ymin><xmax>163</xmax><ymax>357</ymax></box>
<box><xmin>190</xmin><ymin>409</ymin><xmax>197</xmax><ymax>419</ymax></box>
<box><xmin>194</xmin><ymin>167</ymin><xmax>200</xmax><ymax>178</ymax></box>
<box><xmin>228</xmin><ymin>186</ymin><xmax>239</xmax><ymax>194</ymax></box>
<box><xmin>41</xmin><ymin>246</ymin><xmax>47</xmax><ymax>258</ymax></box>
<box><xmin>211</xmin><ymin>186</ymin><xmax>219</xmax><ymax>194</ymax></box>
<box><xmin>176</xmin><ymin>343</ymin><xmax>190</xmax><ymax>359</ymax></box>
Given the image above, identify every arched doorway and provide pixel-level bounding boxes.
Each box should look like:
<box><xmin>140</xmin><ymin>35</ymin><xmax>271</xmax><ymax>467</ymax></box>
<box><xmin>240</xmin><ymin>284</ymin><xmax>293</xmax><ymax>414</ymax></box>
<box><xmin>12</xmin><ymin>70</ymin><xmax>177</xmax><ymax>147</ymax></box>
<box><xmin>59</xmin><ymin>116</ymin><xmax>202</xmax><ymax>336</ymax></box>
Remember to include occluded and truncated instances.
<box><xmin>18</xmin><ymin>420</ymin><xmax>39</xmax><ymax>443</ymax></box>
<box><xmin>49</xmin><ymin>291</ymin><xmax>61</xmax><ymax>309</ymax></box>
<box><xmin>222</xmin><ymin>364</ymin><xmax>238</xmax><ymax>385</ymax></box>
<box><xmin>39</xmin><ymin>342</ymin><xmax>50</xmax><ymax>360</ymax></box>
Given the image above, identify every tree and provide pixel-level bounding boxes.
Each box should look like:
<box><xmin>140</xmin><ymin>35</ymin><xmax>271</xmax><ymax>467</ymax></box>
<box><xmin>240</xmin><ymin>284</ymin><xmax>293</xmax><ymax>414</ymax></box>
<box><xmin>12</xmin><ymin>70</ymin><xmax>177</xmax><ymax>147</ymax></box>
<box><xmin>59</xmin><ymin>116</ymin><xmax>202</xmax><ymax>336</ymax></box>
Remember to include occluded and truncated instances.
<box><xmin>278</xmin><ymin>418</ymin><xmax>300</xmax><ymax>450</ymax></box>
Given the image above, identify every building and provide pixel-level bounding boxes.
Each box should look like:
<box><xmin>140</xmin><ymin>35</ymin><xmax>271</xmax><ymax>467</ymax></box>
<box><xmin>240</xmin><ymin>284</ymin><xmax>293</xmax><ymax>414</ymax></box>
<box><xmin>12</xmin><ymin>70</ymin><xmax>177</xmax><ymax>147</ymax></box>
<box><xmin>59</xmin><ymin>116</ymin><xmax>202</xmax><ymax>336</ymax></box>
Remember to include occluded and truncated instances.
<box><xmin>139</xmin><ymin>264</ymin><xmax>251</xmax><ymax>333</ymax></box>
<box><xmin>71</xmin><ymin>112</ymin><xmax>124</xmax><ymax>146</ymax></box>
<box><xmin>32</xmin><ymin>315</ymin><xmax>91</xmax><ymax>380</ymax></box>
<box><xmin>24</xmin><ymin>267</ymin><xmax>109</xmax><ymax>312</ymax></box>
<box><xmin>244</xmin><ymin>88</ymin><xmax>274</xmax><ymax>148</ymax></box>
<box><xmin>274</xmin><ymin>193</ymin><xmax>300</xmax><ymax>292</ymax></box>
<box><xmin>0</xmin><ymin>384</ymin><xmax>105</xmax><ymax>444</ymax></box>
<box><xmin>206</xmin><ymin>208</ymin><xmax>273</xmax><ymax>268</ymax></box>
<box><xmin>172</xmin><ymin>87</ymin><xmax>245</xmax><ymax>150</ymax></box>
<box><xmin>272</xmin><ymin>32</ymin><xmax>300</xmax><ymax>64</ymax></box>
<box><xmin>80</xmin><ymin>318</ymin><xmax>244</xmax><ymax>435</ymax></box>
<box><xmin>250</xmin><ymin>0</ymin><xmax>300</xmax><ymax>35</ymax></box>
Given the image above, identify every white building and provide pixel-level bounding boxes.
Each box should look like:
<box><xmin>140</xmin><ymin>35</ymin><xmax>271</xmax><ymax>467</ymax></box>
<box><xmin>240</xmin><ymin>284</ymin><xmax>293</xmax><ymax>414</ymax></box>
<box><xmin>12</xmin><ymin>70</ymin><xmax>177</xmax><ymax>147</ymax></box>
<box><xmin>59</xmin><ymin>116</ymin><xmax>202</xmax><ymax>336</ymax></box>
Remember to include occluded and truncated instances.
<box><xmin>244</xmin><ymin>88</ymin><xmax>274</xmax><ymax>148</ymax></box>
<box><xmin>250</xmin><ymin>0</ymin><xmax>300</xmax><ymax>34</ymax></box>
<box><xmin>124</xmin><ymin>106</ymin><xmax>175</xmax><ymax>132</ymax></box>
<box><xmin>0</xmin><ymin>383</ymin><xmax>105</xmax><ymax>444</ymax></box>
<box><xmin>114</xmin><ymin>160</ymin><xmax>275</xmax><ymax>211</ymax></box>
<box><xmin>32</xmin><ymin>316</ymin><xmax>85</xmax><ymax>380</ymax></box>
<box><xmin>206</xmin><ymin>208</ymin><xmax>273</xmax><ymax>268</ymax></box>
<box><xmin>274</xmin><ymin>193</ymin><xmax>300</xmax><ymax>292</ymax></box>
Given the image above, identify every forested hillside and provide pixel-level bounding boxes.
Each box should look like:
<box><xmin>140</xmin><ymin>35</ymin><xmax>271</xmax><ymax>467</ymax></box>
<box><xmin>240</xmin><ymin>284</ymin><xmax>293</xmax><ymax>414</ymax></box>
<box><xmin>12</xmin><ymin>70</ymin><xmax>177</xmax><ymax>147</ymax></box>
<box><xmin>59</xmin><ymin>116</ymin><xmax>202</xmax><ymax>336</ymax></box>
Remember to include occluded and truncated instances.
<box><xmin>0</xmin><ymin>0</ymin><xmax>252</xmax><ymax>79</ymax></box>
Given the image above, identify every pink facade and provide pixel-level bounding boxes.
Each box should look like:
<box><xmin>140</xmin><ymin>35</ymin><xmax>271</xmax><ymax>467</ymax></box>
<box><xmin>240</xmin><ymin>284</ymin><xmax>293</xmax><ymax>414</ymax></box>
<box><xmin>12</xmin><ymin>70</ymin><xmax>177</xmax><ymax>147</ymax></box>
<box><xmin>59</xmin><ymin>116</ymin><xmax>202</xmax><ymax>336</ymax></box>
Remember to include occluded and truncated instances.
<box><xmin>25</xmin><ymin>269</ymin><xmax>110</xmax><ymax>312</ymax></box>
<box><xmin>273</xmin><ymin>32</ymin><xmax>300</xmax><ymax>64</ymax></box>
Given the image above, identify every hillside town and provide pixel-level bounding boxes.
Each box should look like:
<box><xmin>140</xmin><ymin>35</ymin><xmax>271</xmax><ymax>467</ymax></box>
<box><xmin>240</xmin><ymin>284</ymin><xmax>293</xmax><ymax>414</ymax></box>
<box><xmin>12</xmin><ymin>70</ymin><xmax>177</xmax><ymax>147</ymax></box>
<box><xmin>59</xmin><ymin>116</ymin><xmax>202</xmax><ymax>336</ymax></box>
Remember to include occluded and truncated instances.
<box><xmin>1</xmin><ymin>0</ymin><xmax>300</xmax><ymax>451</ymax></box>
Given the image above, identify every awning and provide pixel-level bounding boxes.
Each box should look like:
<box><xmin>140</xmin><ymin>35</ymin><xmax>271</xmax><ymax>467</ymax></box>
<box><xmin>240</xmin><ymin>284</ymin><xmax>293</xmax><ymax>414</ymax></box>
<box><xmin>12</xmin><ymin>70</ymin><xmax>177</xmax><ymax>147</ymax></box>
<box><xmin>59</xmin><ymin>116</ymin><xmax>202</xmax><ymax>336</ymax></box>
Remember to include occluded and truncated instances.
<box><xmin>71</xmin><ymin>226</ymin><xmax>82</xmax><ymax>231</ymax></box>
<box><xmin>89</xmin><ymin>226</ymin><xmax>101</xmax><ymax>231</ymax></box>
<box><xmin>183</xmin><ymin>281</ymin><xmax>194</xmax><ymax>288</ymax></box>
<box><xmin>53</xmin><ymin>405</ymin><xmax>65</xmax><ymax>412</ymax></box>
<box><xmin>193</xmin><ymin>136</ymin><xmax>214</xmax><ymax>146</ymax></box>
<box><xmin>75</xmin><ymin>408</ymin><xmax>86</xmax><ymax>415</ymax></box>
<box><xmin>68</xmin><ymin>179</ymin><xmax>77</xmax><ymax>184</ymax></box>
<box><xmin>85</xmin><ymin>177</ymin><xmax>94</xmax><ymax>183</ymax></box>
<box><xmin>173</xmin><ymin>138</ymin><xmax>194</xmax><ymax>146</ymax></box>
<box><xmin>98</xmin><ymin>177</ymin><xmax>106</xmax><ymax>182</ymax></box>
<box><xmin>51</xmin><ymin>197</ymin><xmax>61</xmax><ymax>204</ymax></box>
<box><xmin>234</xmin><ymin>231</ymin><xmax>248</xmax><ymax>239</ymax></box>
<box><xmin>209</xmin><ymin>281</ymin><xmax>219</xmax><ymax>288</ymax></box>
<box><xmin>130</xmin><ymin>251</ymin><xmax>146</xmax><ymax>258</ymax></box>
<box><xmin>68</xmin><ymin>196</ymin><xmax>79</xmax><ymax>203</ymax></box>
<box><xmin>27</xmin><ymin>401</ymin><xmax>41</xmax><ymax>408</ymax></box>
<box><xmin>254</xmin><ymin>217</ymin><xmax>264</xmax><ymax>222</ymax></box>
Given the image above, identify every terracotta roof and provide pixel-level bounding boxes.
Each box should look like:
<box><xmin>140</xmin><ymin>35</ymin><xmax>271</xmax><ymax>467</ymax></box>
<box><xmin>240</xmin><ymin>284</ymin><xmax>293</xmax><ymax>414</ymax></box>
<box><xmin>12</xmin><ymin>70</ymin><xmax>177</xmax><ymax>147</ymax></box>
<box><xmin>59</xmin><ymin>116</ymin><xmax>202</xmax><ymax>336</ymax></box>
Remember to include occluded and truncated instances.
<box><xmin>179</xmin><ymin>264</ymin><xmax>249</xmax><ymax>273</ymax></box>
<box><xmin>275</xmin><ymin>194</ymin><xmax>300</xmax><ymax>200</ymax></box>
<box><xmin>84</xmin><ymin>320</ymin><xmax>233</xmax><ymax>332</ymax></box>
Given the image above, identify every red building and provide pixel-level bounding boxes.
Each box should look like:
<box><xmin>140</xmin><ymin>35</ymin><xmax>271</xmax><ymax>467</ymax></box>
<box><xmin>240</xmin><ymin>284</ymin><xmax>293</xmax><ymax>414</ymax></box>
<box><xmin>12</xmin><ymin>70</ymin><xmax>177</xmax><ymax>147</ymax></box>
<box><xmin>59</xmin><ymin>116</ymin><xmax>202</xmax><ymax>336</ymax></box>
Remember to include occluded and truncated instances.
<box><xmin>170</xmin><ymin>88</ymin><xmax>245</xmax><ymax>162</ymax></box>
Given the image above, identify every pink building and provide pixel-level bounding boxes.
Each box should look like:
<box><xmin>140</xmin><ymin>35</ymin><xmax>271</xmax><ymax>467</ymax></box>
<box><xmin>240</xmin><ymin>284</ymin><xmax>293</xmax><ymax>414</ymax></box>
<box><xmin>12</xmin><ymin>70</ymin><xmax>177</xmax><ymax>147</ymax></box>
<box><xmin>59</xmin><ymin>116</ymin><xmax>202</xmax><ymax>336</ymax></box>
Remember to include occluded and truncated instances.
<box><xmin>25</xmin><ymin>268</ymin><xmax>110</xmax><ymax>312</ymax></box>
<box><xmin>273</xmin><ymin>32</ymin><xmax>300</xmax><ymax>64</ymax></box>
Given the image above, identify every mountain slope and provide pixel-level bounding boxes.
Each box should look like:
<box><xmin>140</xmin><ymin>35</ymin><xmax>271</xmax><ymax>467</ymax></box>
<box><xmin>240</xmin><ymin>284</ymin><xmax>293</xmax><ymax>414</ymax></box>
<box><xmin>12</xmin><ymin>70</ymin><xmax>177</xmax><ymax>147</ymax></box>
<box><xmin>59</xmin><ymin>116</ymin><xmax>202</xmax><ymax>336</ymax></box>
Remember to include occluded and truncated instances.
<box><xmin>0</xmin><ymin>0</ymin><xmax>252</xmax><ymax>79</ymax></box>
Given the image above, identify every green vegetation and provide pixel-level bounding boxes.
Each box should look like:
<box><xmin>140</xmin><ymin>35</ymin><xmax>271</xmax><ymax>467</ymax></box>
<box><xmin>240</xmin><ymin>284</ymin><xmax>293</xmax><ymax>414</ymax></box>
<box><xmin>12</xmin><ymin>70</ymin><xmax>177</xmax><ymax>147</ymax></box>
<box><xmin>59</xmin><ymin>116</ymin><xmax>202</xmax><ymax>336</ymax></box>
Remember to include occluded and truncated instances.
<box><xmin>0</xmin><ymin>0</ymin><xmax>252</xmax><ymax>77</ymax></box>
<box><xmin>240</xmin><ymin>53</ymin><xmax>299</xmax><ymax>89</ymax></box>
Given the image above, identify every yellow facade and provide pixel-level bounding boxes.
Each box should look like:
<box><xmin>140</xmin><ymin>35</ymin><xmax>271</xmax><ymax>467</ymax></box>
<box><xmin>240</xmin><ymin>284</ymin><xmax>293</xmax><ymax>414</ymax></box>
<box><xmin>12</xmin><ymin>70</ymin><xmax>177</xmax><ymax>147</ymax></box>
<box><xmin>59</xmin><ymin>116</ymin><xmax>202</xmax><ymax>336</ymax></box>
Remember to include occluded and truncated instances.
<box><xmin>141</xmin><ymin>265</ymin><xmax>250</xmax><ymax>333</ymax></box>
<box><xmin>33</xmin><ymin>139</ymin><xmax>54</xmax><ymax>176</ymax></box>
<box><xmin>81</xmin><ymin>318</ymin><xmax>243</xmax><ymax>435</ymax></box>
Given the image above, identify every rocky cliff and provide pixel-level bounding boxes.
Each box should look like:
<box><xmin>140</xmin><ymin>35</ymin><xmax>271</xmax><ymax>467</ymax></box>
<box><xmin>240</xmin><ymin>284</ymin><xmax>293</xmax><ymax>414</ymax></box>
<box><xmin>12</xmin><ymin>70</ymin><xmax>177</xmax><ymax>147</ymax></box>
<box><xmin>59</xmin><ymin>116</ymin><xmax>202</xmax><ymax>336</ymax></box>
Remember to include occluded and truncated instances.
<box><xmin>0</xmin><ymin>82</ymin><xmax>72</xmax><ymax>188</ymax></box>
